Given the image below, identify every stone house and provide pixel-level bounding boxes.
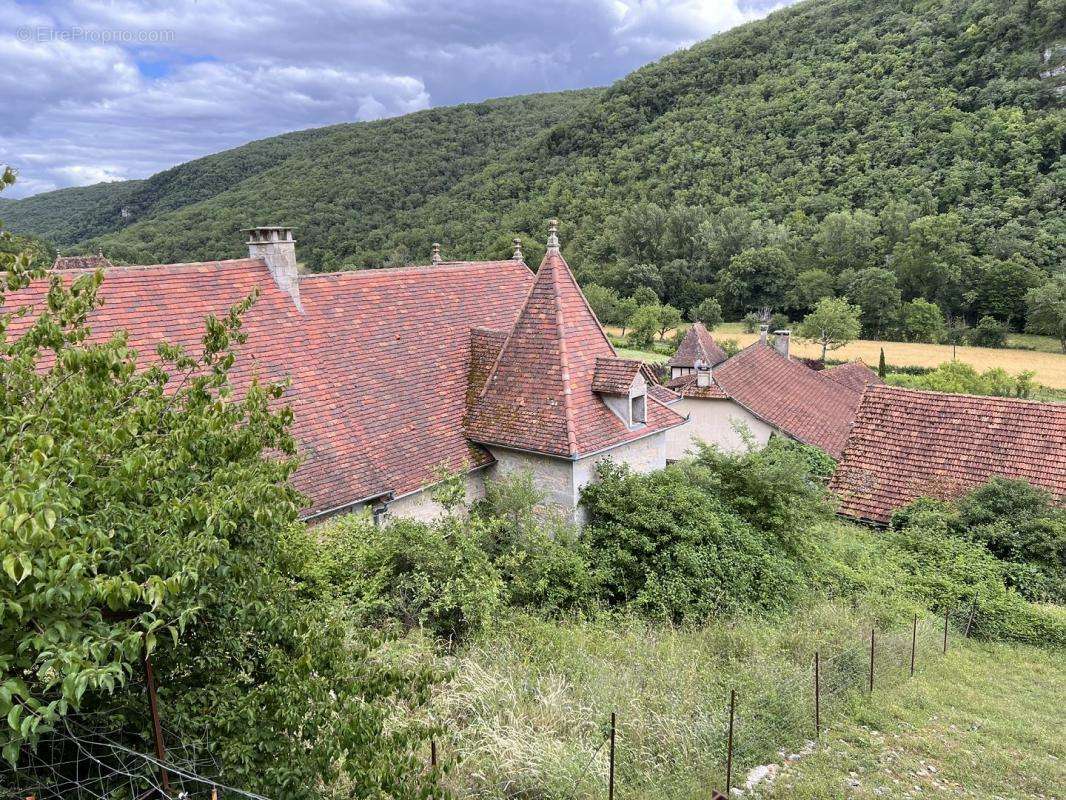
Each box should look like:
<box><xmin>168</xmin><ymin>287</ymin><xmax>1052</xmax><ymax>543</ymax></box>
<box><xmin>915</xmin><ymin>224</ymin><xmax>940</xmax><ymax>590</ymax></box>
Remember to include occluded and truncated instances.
<box><xmin>664</xmin><ymin>325</ymin><xmax>877</xmax><ymax>459</ymax></box>
<box><xmin>5</xmin><ymin>222</ymin><xmax>686</xmax><ymax>523</ymax></box>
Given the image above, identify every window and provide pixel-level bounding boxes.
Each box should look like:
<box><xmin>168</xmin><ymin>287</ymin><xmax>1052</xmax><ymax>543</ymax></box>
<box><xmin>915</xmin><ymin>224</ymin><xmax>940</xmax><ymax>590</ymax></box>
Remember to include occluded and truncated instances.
<box><xmin>630</xmin><ymin>392</ymin><xmax>647</xmax><ymax>425</ymax></box>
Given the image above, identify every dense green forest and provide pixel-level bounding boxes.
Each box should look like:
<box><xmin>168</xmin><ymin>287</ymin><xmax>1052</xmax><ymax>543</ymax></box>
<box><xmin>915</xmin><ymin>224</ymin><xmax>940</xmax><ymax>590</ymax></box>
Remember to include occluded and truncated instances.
<box><xmin>0</xmin><ymin>91</ymin><xmax>598</xmax><ymax>267</ymax></box>
<box><xmin>3</xmin><ymin>0</ymin><xmax>1064</xmax><ymax>336</ymax></box>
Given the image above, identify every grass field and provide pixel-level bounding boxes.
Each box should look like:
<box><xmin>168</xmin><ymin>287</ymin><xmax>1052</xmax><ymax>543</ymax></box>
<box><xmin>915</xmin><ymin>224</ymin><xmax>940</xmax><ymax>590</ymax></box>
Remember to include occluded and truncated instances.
<box><xmin>757</xmin><ymin>640</ymin><xmax>1066</xmax><ymax>799</ymax></box>
<box><xmin>608</xmin><ymin>324</ymin><xmax>1066</xmax><ymax>389</ymax></box>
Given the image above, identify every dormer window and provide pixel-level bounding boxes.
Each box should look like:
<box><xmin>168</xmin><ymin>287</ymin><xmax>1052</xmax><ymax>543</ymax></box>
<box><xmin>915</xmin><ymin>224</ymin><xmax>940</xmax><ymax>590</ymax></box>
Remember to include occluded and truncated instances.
<box><xmin>592</xmin><ymin>356</ymin><xmax>649</xmax><ymax>430</ymax></box>
<box><xmin>630</xmin><ymin>391</ymin><xmax>647</xmax><ymax>425</ymax></box>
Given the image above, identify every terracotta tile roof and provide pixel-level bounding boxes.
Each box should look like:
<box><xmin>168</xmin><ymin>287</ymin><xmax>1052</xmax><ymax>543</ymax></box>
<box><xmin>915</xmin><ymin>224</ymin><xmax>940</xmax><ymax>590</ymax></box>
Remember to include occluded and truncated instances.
<box><xmin>823</xmin><ymin>360</ymin><xmax>884</xmax><ymax>393</ymax></box>
<box><xmin>668</xmin><ymin>323</ymin><xmax>728</xmax><ymax>368</ymax></box>
<box><xmin>642</xmin><ymin>364</ymin><xmax>681</xmax><ymax>405</ymax></box>
<box><xmin>712</xmin><ymin>344</ymin><xmax>861</xmax><ymax>457</ymax></box>
<box><xmin>52</xmin><ymin>253</ymin><xmax>115</xmax><ymax>271</ymax></box>
<box><xmin>3</xmin><ymin>258</ymin><xmax>535</xmax><ymax>517</ymax></box>
<box><xmin>466</xmin><ymin>250</ymin><xmax>686</xmax><ymax>457</ymax></box>
<box><xmin>467</xmin><ymin>327</ymin><xmax>508</xmax><ymax>405</ymax></box>
<box><xmin>592</xmin><ymin>356</ymin><xmax>642</xmax><ymax>395</ymax></box>
<box><xmin>831</xmin><ymin>385</ymin><xmax>1066</xmax><ymax>525</ymax></box>
<box><xmin>665</xmin><ymin>371</ymin><xmax>730</xmax><ymax>399</ymax></box>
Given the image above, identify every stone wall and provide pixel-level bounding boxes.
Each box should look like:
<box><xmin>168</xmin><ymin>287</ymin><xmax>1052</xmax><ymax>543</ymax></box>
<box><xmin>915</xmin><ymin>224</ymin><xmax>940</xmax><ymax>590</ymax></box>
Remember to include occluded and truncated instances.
<box><xmin>665</xmin><ymin>398</ymin><xmax>773</xmax><ymax>459</ymax></box>
<box><xmin>385</xmin><ymin>469</ymin><xmax>488</xmax><ymax>522</ymax></box>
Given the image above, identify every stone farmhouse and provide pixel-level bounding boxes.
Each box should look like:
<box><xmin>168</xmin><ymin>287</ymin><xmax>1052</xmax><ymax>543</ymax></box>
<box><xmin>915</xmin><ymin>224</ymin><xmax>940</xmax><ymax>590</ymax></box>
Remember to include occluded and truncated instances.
<box><xmin>19</xmin><ymin>224</ymin><xmax>1061</xmax><ymax>526</ymax></box>
<box><xmin>832</xmin><ymin>385</ymin><xmax>1066</xmax><ymax>525</ymax></box>
<box><xmin>664</xmin><ymin>323</ymin><xmax>881</xmax><ymax>459</ymax></box>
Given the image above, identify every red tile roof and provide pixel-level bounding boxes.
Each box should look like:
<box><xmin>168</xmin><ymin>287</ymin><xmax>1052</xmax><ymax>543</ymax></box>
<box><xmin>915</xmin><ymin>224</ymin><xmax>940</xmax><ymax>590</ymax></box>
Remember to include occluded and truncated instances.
<box><xmin>831</xmin><ymin>385</ymin><xmax>1066</xmax><ymax>525</ymax></box>
<box><xmin>466</xmin><ymin>249</ymin><xmax>686</xmax><ymax>457</ymax></box>
<box><xmin>823</xmin><ymin>361</ymin><xmax>884</xmax><ymax>393</ymax></box>
<box><xmin>668</xmin><ymin>323</ymin><xmax>729</xmax><ymax>367</ymax></box>
<box><xmin>3</xmin><ymin>258</ymin><xmax>535</xmax><ymax>517</ymax></box>
<box><xmin>712</xmin><ymin>344</ymin><xmax>861</xmax><ymax>457</ymax></box>
<box><xmin>52</xmin><ymin>254</ymin><xmax>115</xmax><ymax>271</ymax></box>
<box><xmin>665</xmin><ymin>371</ymin><xmax>730</xmax><ymax>399</ymax></box>
<box><xmin>592</xmin><ymin>357</ymin><xmax>642</xmax><ymax>395</ymax></box>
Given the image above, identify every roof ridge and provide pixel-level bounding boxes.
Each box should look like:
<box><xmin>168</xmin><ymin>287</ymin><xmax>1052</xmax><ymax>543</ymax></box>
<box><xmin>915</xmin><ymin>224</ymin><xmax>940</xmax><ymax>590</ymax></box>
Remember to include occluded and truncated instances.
<box><xmin>871</xmin><ymin>383</ymin><xmax>1066</xmax><ymax>407</ymax></box>
<box><xmin>52</xmin><ymin>257</ymin><xmax>265</xmax><ymax>275</ymax></box>
<box><xmin>301</xmin><ymin>260</ymin><xmax>530</xmax><ymax>280</ymax></box>
<box><xmin>553</xmin><ymin>267</ymin><xmax>580</xmax><ymax>455</ymax></box>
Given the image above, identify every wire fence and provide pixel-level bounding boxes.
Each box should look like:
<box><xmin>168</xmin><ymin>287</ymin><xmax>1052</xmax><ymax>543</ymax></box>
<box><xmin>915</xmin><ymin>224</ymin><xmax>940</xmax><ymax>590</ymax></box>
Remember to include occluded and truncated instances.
<box><xmin>0</xmin><ymin>711</ymin><xmax>268</xmax><ymax>800</ymax></box>
<box><xmin>427</xmin><ymin>610</ymin><xmax>966</xmax><ymax>799</ymax></box>
<box><xmin>4</xmin><ymin>609</ymin><xmax>973</xmax><ymax>800</ymax></box>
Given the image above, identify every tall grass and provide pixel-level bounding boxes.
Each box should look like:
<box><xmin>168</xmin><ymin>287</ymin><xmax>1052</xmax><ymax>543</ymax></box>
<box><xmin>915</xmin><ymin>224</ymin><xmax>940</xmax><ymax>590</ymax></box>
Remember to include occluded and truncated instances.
<box><xmin>423</xmin><ymin>601</ymin><xmax>942</xmax><ymax>800</ymax></box>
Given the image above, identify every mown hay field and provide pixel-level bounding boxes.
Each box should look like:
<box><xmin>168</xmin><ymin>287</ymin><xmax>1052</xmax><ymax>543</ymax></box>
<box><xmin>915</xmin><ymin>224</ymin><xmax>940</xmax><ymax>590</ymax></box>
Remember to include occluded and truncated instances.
<box><xmin>608</xmin><ymin>325</ymin><xmax>1066</xmax><ymax>389</ymax></box>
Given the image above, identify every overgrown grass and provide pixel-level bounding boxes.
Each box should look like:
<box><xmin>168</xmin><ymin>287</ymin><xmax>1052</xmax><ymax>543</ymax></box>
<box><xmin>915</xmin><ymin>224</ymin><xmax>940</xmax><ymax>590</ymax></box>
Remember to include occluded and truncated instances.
<box><xmin>757</xmin><ymin>640</ymin><xmax>1066</xmax><ymax>799</ymax></box>
<box><xmin>421</xmin><ymin>598</ymin><xmax>946</xmax><ymax>800</ymax></box>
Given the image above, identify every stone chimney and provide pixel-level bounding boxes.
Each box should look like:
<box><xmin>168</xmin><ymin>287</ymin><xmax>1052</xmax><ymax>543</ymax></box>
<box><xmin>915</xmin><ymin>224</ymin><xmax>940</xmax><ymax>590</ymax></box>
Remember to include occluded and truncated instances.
<box><xmin>245</xmin><ymin>226</ymin><xmax>301</xmax><ymax>311</ymax></box>
<box><xmin>695</xmin><ymin>358</ymin><xmax>713</xmax><ymax>388</ymax></box>
<box><xmin>431</xmin><ymin>242</ymin><xmax>442</xmax><ymax>265</ymax></box>
<box><xmin>773</xmin><ymin>329</ymin><xmax>791</xmax><ymax>359</ymax></box>
<box><xmin>759</xmin><ymin>323</ymin><xmax>769</xmax><ymax>345</ymax></box>
<box><xmin>512</xmin><ymin>237</ymin><xmax>523</xmax><ymax>261</ymax></box>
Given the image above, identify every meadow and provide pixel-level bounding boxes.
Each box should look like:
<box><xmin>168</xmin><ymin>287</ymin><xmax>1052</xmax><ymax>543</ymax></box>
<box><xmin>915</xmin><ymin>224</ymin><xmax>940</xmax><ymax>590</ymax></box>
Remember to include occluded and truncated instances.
<box><xmin>609</xmin><ymin>324</ymin><xmax>1066</xmax><ymax>390</ymax></box>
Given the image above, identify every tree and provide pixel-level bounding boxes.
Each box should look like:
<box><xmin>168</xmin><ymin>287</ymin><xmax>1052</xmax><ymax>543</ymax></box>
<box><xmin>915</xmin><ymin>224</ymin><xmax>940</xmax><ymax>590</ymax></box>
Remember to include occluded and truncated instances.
<box><xmin>715</xmin><ymin>246</ymin><xmax>796</xmax><ymax>318</ymax></box>
<box><xmin>1025</xmin><ymin>277</ymin><xmax>1066</xmax><ymax>353</ymax></box>
<box><xmin>890</xmin><ymin>213</ymin><xmax>969</xmax><ymax>311</ymax></box>
<box><xmin>0</xmin><ymin>170</ymin><xmax>439</xmax><ymax>796</ymax></box>
<box><xmin>623</xmin><ymin>262</ymin><xmax>665</xmax><ymax>298</ymax></box>
<box><xmin>840</xmin><ymin>267</ymin><xmax>902</xmax><ymax>338</ymax></box>
<box><xmin>878</xmin><ymin>348</ymin><xmax>886</xmax><ymax>379</ymax></box>
<box><xmin>789</xmin><ymin>268</ymin><xmax>835</xmax><ymax>313</ymax></box>
<box><xmin>689</xmin><ymin>297</ymin><xmax>723</xmax><ymax>329</ymax></box>
<box><xmin>810</xmin><ymin>209</ymin><xmax>881</xmax><ymax>274</ymax></box>
<box><xmin>655</xmin><ymin>304</ymin><xmax>683</xmax><ymax>341</ymax></box>
<box><xmin>970</xmin><ymin>256</ymin><xmax>1043</xmax><ymax>328</ymax></box>
<box><xmin>900</xmin><ymin>298</ymin><xmax>947</xmax><ymax>343</ymax></box>
<box><xmin>584</xmin><ymin>283</ymin><xmax>621</xmax><ymax>325</ymax></box>
<box><xmin>616</xmin><ymin>296</ymin><xmax>638</xmax><ymax>336</ymax></box>
<box><xmin>798</xmin><ymin>297</ymin><xmax>862</xmax><ymax>361</ymax></box>
<box><xmin>968</xmin><ymin>315</ymin><xmax>1008</xmax><ymax>348</ymax></box>
<box><xmin>629</xmin><ymin>305</ymin><xmax>660</xmax><ymax>349</ymax></box>
<box><xmin>631</xmin><ymin>285</ymin><xmax>659</xmax><ymax>307</ymax></box>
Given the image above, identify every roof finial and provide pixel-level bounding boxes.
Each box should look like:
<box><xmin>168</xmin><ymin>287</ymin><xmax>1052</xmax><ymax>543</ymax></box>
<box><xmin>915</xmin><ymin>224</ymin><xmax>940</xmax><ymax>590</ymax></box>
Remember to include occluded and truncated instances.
<box><xmin>546</xmin><ymin>219</ymin><xmax>560</xmax><ymax>252</ymax></box>
<box><xmin>512</xmin><ymin>237</ymin><xmax>523</xmax><ymax>261</ymax></box>
<box><xmin>431</xmin><ymin>242</ymin><xmax>442</xmax><ymax>265</ymax></box>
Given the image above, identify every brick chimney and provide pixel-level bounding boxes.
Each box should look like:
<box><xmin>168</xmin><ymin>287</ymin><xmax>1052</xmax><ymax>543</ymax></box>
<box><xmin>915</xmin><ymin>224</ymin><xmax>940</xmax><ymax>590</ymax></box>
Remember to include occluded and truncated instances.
<box><xmin>245</xmin><ymin>226</ymin><xmax>301</xmax><ymax>311</ymax></box>
<box><xmin>759</xmin><ymin>323</ymin><xmax>769</xmax><ymax>345</ymax></box>
<box><xmin>773</xmin><ymin>329</ymin><xmax>791</xmax><ymax>359</ymax></box>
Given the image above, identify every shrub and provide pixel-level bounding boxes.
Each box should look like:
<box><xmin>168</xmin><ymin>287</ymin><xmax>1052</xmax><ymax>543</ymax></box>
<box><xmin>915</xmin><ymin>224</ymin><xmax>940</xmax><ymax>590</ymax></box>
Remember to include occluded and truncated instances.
<box><xmin>320</xmin><ymin>512</ymin><xmax>503</xmax><ymax>640</ymax></box>
<box><xmin>474</xmin><ymin>472</ymin><xmax>595</xmax><ymax>614</ymax></box>
<box><xmin>580</xmin><ymin>462</ymin><xmax>803</xmax><ymax>620</ymax></box>
<box><xmin>968</xmin><ymin>315</ymin><xmax>1009</xmax><ymax>348</ymax></box>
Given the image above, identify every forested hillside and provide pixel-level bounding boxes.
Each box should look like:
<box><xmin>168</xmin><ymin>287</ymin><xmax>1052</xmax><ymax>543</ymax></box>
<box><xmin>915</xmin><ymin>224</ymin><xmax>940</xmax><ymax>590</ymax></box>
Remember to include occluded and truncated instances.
<box><xmin>1</xmin><ymin>91</ymin><xmax>599</xmax><ymax>268</ymax></box>
<box><xmin>4</xmin><ymin>0</ymin><xmax>1063</xmax><ymax>332</ymax></box>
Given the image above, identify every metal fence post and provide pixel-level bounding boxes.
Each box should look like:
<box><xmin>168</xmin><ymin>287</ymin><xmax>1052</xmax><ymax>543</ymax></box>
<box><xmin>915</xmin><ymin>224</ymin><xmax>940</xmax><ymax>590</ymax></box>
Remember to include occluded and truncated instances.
<box><xmin>725</xmin><ymin>689</ymin><xmax>736</xmax><ymax>794</ymax></box>
<box><xmin>431</xmin><ymin>738</ymin><xmax>437</xmax><ymax>769</ymax></box>
<box><xmin>814</xmin><ymin>651</ymin><xmax>821</xmax><ymax>740</ymax></box>
<box><xmin>964</xmin><ymin>595</ymin><xmax>978</xmax><ymax>638</ymax></box>
<box><xmin>910</xmin><ymin>614</ymin><xmax>917</xmax><ymax>677</ymax></box>
<box><xmin>608</xmin><ymin>712</ymin><xmax>616</xmax><ymax>800</ymax></box>
<box><xmin>868</xmin><ymin>629</ymin><xmax>875</xmax><ymax>693</ymax></box>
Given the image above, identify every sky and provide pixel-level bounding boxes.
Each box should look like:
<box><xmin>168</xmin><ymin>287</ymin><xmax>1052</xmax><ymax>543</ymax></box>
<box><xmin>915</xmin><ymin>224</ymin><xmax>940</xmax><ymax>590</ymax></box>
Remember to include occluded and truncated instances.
<box><xmin>1</xmin><ymin>0</ymin><xmax>795</xmax><ymax>198</ymax></box>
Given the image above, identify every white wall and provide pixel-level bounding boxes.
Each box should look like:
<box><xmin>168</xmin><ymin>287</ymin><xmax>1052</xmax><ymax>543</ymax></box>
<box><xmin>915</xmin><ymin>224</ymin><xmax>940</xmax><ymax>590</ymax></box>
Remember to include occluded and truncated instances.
<box><xmin>384</xmin><ymin>470</ymin><xmax>488</xmax><ymax>522</ymax></box>
<box><xmin>665</xmin><ymin>398</ymin><xmax>773</xmax><ymax>460</ymax></box>
<box><xmin>487</xmin><ymin>431</ymin><xmax>669</xmax><ymax>523</ymax></box>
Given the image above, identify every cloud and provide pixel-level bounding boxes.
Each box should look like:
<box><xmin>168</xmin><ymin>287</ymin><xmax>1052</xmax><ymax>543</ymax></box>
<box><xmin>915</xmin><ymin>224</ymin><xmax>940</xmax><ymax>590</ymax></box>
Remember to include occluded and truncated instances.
<box><xmin>1</xmin><ymin>0</ymin><xmax>798</xmax><ymax>198</ymax></box>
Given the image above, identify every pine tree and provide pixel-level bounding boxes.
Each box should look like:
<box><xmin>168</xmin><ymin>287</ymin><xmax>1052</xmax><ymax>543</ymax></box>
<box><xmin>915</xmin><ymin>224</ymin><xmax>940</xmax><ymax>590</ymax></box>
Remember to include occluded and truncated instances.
<box><xmin>878</xmin><ymin>347</ymin><xmax>887</xmax><ymax>379</ymax></box>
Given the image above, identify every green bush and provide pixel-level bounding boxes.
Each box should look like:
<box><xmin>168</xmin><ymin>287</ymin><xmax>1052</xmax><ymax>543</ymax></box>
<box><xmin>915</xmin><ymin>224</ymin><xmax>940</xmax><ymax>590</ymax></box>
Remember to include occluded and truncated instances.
<box><xmin>319</xmin><ymin>512</ymin><xmax>503</xmax><ymax>640</ymax></box>
<box><xmin>580</xmin><ymin>462</ymin><xmax>803</xmax><ymax>620</ymax></box>
<box><xmin>968</xmin><ymin>315</ymin><xmax>1009</xmax><ymax>348</ymax></box>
